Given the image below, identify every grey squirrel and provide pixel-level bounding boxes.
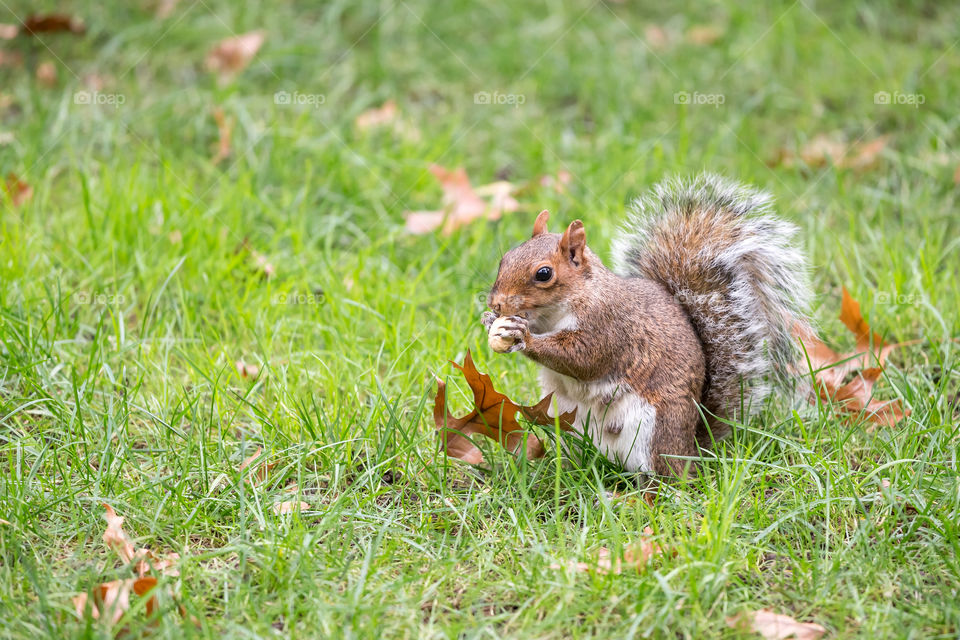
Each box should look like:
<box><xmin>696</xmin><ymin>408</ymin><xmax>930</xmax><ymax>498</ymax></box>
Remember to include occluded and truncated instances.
<box><xmin>481</xmin><ymin>174</ymin><xmax>812</xmax><ymax>477</ymax></box>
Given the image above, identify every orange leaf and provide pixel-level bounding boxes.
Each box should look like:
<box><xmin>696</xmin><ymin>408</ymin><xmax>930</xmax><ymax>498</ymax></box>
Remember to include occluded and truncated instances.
<box><xmin>405</xmin><ymin>165</ymin><xmax>519</xmax><ymax>235</ymax></box>
<box><xmin>22</xmin><ymin>14</ymin><xmax>86</xmax><ymax>36</ymax></box>
<box><xmin>435</xmin><ymin>351</ymin><xmax>575</xmax><ymax>464</ymax></box>
<box><xmin>0</xmin><ymin>23</ymin><xmax>17</xmax><ymax>39</ymax></box>
<box><xmin>273</xmin><ymin>501</ymin><xmax>309</xmax><ymax>515</ymax></box>
<box><xmin>102</xmin><ymin>504</ymin><xmax>137</xmax><ymax>567</ymax></box>
<box><xmin>775</xmin><ymin>134</ymin><xmax>888</xmax><ymax>171</ymax></box>
<box><xmin>549</xmin><ymin>527</ymin><xmax>671</xmax><ymax>574</ymax></box>
<box><xmin>726</xmin><ymin>609</ymin><xmax>826</xmax><ymax>640</ymax></box>
<box><xmin>3</xmin><ymin>173</ymin><xmax>33</xmax><ymax>207</ymax></box>
<box><xmin>355</xmin><ymin>100</ymin><xmax>398</xmax><ymax>131</ymax></box>
<box><xmin>211</xmin><ymin>107</ymin><xmax>232</xmax><ymax>165</ymax></box>
<box><xmin>205</xmin><ymin>31</ymin><xmax>265</xmax><ymax>80</ymax></box>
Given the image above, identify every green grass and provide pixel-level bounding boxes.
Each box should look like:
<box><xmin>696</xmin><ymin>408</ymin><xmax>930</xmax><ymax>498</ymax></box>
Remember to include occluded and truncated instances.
<box><xmin>1</xmin><ymin>0</ymin><xmax>959</xmax><ymax>637</ymax></box>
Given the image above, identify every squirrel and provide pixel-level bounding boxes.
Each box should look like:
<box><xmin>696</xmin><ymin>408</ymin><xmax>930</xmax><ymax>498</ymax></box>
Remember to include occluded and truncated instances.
<box><xmin>481</xmin><ymin>174</ymin><xmax>812</xmax><ymax>478</ymax></box>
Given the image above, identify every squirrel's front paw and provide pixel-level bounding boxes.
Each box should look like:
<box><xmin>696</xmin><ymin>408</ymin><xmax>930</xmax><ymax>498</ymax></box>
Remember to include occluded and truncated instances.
<box><xmin>481</xmin><ymin>311</ymin><xmax>498</xmax><ymax>330</ymax></box>
<box><xmin>487</xmin><ymin>315</ymin><xmax>528</xmax><ymax>353</ymax></box>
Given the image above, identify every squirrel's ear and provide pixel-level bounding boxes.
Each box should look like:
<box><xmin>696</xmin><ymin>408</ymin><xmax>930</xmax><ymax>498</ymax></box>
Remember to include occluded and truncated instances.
<box><xmin>532</xmin><ymin>210</ymin><xmax>550</xmax><ymax>237</ymax></box>
<box><xmin>559</xmin><ymin>220</ymin><xmax>586</xmax><ymax>268</ymax></box>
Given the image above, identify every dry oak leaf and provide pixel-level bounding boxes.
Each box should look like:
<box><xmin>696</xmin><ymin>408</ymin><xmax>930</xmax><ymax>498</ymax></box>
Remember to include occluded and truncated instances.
<box><xmin>776</xmin><ymin>134</ymin><xmax>888</xmax><ymax>171</ymax></box>
<box><xmin>794</xmin><ymin>287</ymin><xmax>913</xmax><ymax>428</ymax></box>
<box><xmin>36</xmin><ymin>61</ymin><xmax>57</xmax><ymax>87</ymax></box>
<box><xmin>205</xmin><ymin>30</ymin><xmax>265</xmax><ymax>79</ymax></box>
<box><xmin>211</xmin><ymin>107</ymin><xmax>232</xmax><ymax>165</ymax></box>
<box><xmin>3</xmin><ymin>173</ymin><xmax>32</xmax><ymax>207</ymax></box>
<box><xmin>686</xmin><ymin>24</ymin><xmax>724</xmax><ymax>45</ymax></box>
<box><xmin>549</xmin><ymin>527</ymin><xmax>671</xmax><ymax>574</ymax></box>
<box><xmin>726</xmin><ymin>609</ymin><xmax>826</xmax><ymax>640</ymax></box>
<box><xmin>355</xmin><ymin>99</ymin><xmax>398</xmax><ymax>130</ymax></box>
<box><xmin>103</xmin><ymin>504</ymin><xmax>137</xmax><ymax>567</ymax></box>
<box><xmin>22</xmin><ymin>14</ymin><xmax>86</xmax><ymax>36</ymax></box>
<box><xmin>72</xmin><ymin>576</ymin><xmax>159</xmax><ymax>624</ymax></box>
<box><xmin>235</xmin><ymin>360</ymin><xmax>260</xmax><ymax>379</ymax></box>
<box><xmin>405</xmin><ymin>165</ymin><xmax>519</xmax><ymax>235</ymax></box>
<box><xmin>239</xmin><ymin>446</ymin><xmax>277</xmax><ymax>483</ymax></box>
<box><xmin>273</xmin><ymin>501</ymin><xmax>309</xmax><ymax>515</ymax></box>
<box><xmin>0</xmin><ymin>23</ymin><xmax>17</xmax><ymax>39</ymax></box>
<box><xmin>435</xmin><ymin>350</ymin><xmax>575</xmax><ymax>464</ymax></box>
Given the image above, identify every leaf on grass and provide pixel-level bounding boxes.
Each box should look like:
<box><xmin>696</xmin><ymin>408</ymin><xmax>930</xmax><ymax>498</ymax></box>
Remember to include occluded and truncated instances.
<box><xmin>211</xmin><ymin>107</ymin><xmax>232</xmax><ymax>165</ymax></box>
<box><xmin>3</xmin><ymin>173</ymin><xmax>32</xmax><ymax>207</ymax></box>
<box><xmin>538</xmin><ymin>170</ymin><xmax>572</xmax><ymax>193</ymax></box>
<box><xmin>726</xmin><ymin>609</ymin><xmax>826</xmax><ymax>640</ymax></box>
<box><xmin>435</xmin><ymin>351</ymin><xmax>575</xmax><ymax>464</ymax></box>
<box><xmin>103</xmin><ymin>504</ymin><xmax>137</xmax><ymax>567</ymax></box>
<box><xmin>235</xmin><ymin>360</ymin><xmax>260</xmax><ymax>379</ymax></box>
<box><xmin>643</xmin><ymin>25</ymin><xmax>671</xmax><ymax>50</ymax></box>
<box><xmin>794</xmin><ymin>288</ymin><xmax>911</xmax><ymax>427</ymax></box>
<box><xmin>239</xmin><ymin>446</ymin><xmax>277</xmax><ymax>483</ymax></box>
<box><xmin>405</xmin><ymin>165</ymin><xmax>519</xmax><ymax>235</ymax></box>
<box><xmin>355</xmin><ymin>99</ymin><xmax>397</xmax><ymax>130</ymax></box>
<box><xmin>72</xmin><ymin>576</ymin><xmax>158</xmax><ymax>624</ymax></box>
<box><xmin>549</xmin><ymin>527</ymin><xmax>670</xmax><ymax>574</ymax></box>
<box><xmin>686</xmin><ymin>24</ymin><xmax>724</xmax><ymax>45</ymax></box>
<box><xmin>273</xmin><ymin>501</ymin><xmax>308</xmax><ymax>515</ymax></box>
<box><xmin>22</xmin><ymin>14</ymin><xmax>86</xmax><ymax>36</ymax></box>
<box><xmin>774</xmin><ymin>134</ymin><xmax>888</xmax><ymax>171</ymax></box>
<box><xmin>236</xmin><ymin>238</ymin><xmax>275</xmax><ymax>279</ymax></box>
<box><xmin>0</xmin><ymin>23</ymin><xmax>17</xmax><ymax>39</ymax></box>
<box><xmin>36</xmin><ymin>61</ymin><xmax>57</xmax><ymax>87</ymax></box>
<box><xmin>204</xmin><ymin>30</ymin><xmax>265</xmax><ymax>81</ymax></box>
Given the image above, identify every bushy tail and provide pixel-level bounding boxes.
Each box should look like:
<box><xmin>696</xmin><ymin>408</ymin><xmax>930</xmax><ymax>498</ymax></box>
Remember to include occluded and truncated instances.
<box><xmin>611</xmin><ymin>174</ymin><xmax>812</xmax><ymax>439</ymax></box>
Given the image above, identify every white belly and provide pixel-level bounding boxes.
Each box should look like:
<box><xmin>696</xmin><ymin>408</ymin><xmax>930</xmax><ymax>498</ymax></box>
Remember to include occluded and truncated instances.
<box><xmin>539</xmin><ymin>369</ymin><xmax>656</xmax><ymax>473</ymax></box>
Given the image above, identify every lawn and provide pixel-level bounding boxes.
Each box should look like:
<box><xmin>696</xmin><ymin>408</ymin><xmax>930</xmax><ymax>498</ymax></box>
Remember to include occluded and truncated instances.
<box><xmin>1</xmin><ymin>0</ymin><xmax>959</xmax><ymax>637</ymax></box>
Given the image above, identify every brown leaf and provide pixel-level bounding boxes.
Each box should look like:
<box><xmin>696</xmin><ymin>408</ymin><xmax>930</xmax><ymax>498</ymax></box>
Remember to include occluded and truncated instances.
<box><xmin>235</xmin><ymin>360</ymin><xmax>260</xmax><ymax>379</ymax></box>
<box><xmin>273</xmin><ymin>501</ymin><xmax>308</xmax><ymax>515</ymax></box>
<box><xmin>236</xmin><ymin>238</ymin><xmax>275</xmax><ymax>279</ymax></box>
<box><xmin>435</xmin><ymin>351</ymin><xmax>576</xmax><ymax>464</ymax></box>
<box><xmin>355</xmin><ymin>99</ymin><xmax>398</xmax><ymax>130</ymax></box>
<box><xmin>726</xmin><ymin>609</ymin><xmax>826</xmax><ymax>640</ymax></box>
<box><xmin>795</xmin><ymin>289</ymin><xmax>911</xmax><ymax>428</ymax></box>
<box><xmin>686</xmin><ymin>24</ymin><xmax>724</xmax><ymax>45</ymax></box>
<box><xmin>549</xmin><ymin>527</ymin><xmax>670</xmax><ymax>574</ymax></box>
<box><xmin>22</xmin><ymin>14</ymin><xmax>86</xmax><ymax>36</ymax></box>
<box><xmin>35</xmin><ymin>61</ymin><xmax>57</xmax><ymax>87</ymax></box>
<box><xmin>211</xmin><ymin>107</ymin><xmax>232</xmax><ymax>165</ymax></box>
<box><xmin>0</xmin><ymin>23</ymin><xmax>17</xmax><ymax>39</ymax></box>
<box><xmin>239</xmin><ymin>446</ymin><xmax>276</xmax><ymax>483</ymax></box>
<box><xmin>205</xmin><ymin>30</ymin><xmax>265</xmax><ymax>80</ymax></box>
<box><xmin>3</xmin><ymin>173</ymin><xmax>32</xmax><ymax>207</ymax></box>
<box><xmin>405</xmin><ymin>165</ymin><xmax>519</xmax><ymax>235</ymax></box>
<box><xmin>643</xmin><ymin>25</ymin><xmax>671</xmax><ymax>50</ymax></box>
<box><xmin>73</xmin><ymin>577</ymin><xmax>158</xmax><ymax>624</ymax></box>
<box><xmin>155</xmin><ymin>0</ymin><xmax>180</xmax><ymax>19</ymax></box>
<box><xmin>102</xmin><ymin>504</ymin><xmax>137</xmax><ymax>567</ymax></box>
<box><xmin>776</xmin><ymin>134</ymin><xmax>888</xmax><ymax>170</ymax></box>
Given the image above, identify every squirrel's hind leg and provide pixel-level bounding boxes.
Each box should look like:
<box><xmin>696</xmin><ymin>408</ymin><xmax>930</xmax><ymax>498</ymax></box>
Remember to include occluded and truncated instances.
<box><xmin>650</xmin><ymin>399</ymin><xmax>701</xmax><ymax>479</ymax></box>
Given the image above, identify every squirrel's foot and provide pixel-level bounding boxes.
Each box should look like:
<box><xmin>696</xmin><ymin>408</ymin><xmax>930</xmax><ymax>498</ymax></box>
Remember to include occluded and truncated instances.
<box><xmin>488</xmin><ymin>315</ymin><xmax>528</xmax><ymax>353</ymax></box>
<box><xmin>481</xmin><ymin>311</ymin><xmax>498</xmax><ymax>330</ymax></box>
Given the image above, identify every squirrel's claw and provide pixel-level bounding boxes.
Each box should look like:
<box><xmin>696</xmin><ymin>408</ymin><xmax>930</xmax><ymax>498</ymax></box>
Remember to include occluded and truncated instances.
<box><xmin>481</xmin><ymin>311</ymin><xmax>498</xmax><ymax>330</ymax></box>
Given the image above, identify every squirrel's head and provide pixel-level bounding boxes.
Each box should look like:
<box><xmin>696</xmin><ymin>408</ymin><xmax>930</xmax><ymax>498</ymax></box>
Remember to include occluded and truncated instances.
<box><xmin>487</xmin><ymin>210</ymin><xmax>592</xmax><ymax>329</ymax></box>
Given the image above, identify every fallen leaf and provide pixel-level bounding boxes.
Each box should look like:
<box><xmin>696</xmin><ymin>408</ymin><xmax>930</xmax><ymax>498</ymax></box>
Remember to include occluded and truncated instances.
<box><xmin>644</xmin><ymin>25</ymin><xmax>671</xmax><ymax>50</ymax></box>
<box><xmin>238</xmin><ymin>446</ymin><xmax>276</xmax><ymax>483</ymax></box>
<box><xmin>0</xmin><ymin>50</ymin><xmax>23</xmax><ymax>69</ymax></box>
<box><xmin>73</xmin><ymin>577</ymin><xmax>158</xmax><ymax>624</ymax></box>
<box><xmin>211</xmin><ymin>107</ymin><xmax>232</xmax><ymax>165</ymax></box>
<box><xmin>405</xmin><ymin>165</ymin><xmax>520</xmax><ymax>235</ymax></box>
<box><xmin>794</xmin><ymin>289</ymin><xmax>912</xmax><ymax>428</ymax></box>
<box><xmin>102</xmin><ymin>504</ymin><xmax>137</xmax><ymax>567</ymax></box>
<box><xmin>0</xmin><ymin>23</ymin><xmax>17</xmax><ymax>39</ymax></box>
<box><xmin>686</xmin><ymin>24</ymin><xmax>724</xmax><ymax>45</ymax></box>
<box><xmin>22</xmin><ymin>14</ymin><xmax>86</xmax><ymax>35</ymax></box>
<box><xmin>355</xmin><ymin>100</ymin><xmax>398</xmax><ymax>130</ymax></box>
<box><xmin>35</xmin><ymin>61</ymin><xmax>57</xmax><ymax>87</ymax></box>
<box><xmin>550</xmin><ymin>527</ymin><xmax>670</xmax><ymax>574</ymax></box>
<box><xmin>205</xmin><ymin>30</ymin><xmax>265</xmax><ymax>81</ymax></box>
<box><xmin>273</xmin><ymin>501</ymin><xmax>308</xmax><ymax>515</ymax></box>
<box><xmin>4</xmin><ymin>173</ymin><xmax>33</xmax><ymax>207</ymax></box>
<box><xmin>236</xmin><ymin>238</ymin><xmax>275</xmax><ymax>279</ymax></box>
<box><xmin>726</xmin><ymin>609</ymin><xmax>826</xmax><ymax>640</ymax></box>
<box><xmin>235</xmin><ymin>360</ymin><xmax>260</xmax><ymax>379</ymax></box>
<box><xmin>435</xmin><ymin>351</ymin><xmax>575</xmax><ymax>464</ymax></box>
<box><xmin>775</xmin><ymin>134</ymin><xmax>888</xmax><ymax>171</ymax></box>
<box><xmin>539</xmin><ymin>170</ymin><xmax>573</xmax><ymax>193</ymax></box>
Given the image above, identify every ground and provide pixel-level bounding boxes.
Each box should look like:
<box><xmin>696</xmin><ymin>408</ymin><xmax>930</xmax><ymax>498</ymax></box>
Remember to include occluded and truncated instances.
<box><xmin>1</xmin><ymin>0</ymin><xmax>959</xmax><ymax>638</ymax></box>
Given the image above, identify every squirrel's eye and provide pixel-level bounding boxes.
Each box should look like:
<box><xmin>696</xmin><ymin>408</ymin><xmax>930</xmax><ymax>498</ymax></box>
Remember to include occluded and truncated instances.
<box><xmin>535</xmin><ymin>266</ymin><xmax>553</xmax><ymax>282</ymax></box>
